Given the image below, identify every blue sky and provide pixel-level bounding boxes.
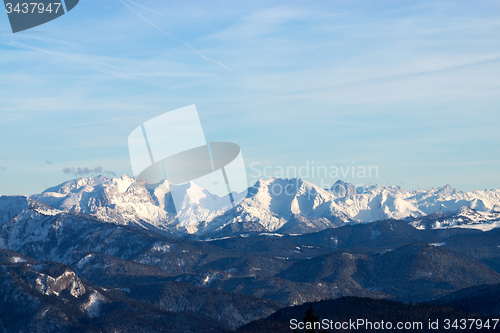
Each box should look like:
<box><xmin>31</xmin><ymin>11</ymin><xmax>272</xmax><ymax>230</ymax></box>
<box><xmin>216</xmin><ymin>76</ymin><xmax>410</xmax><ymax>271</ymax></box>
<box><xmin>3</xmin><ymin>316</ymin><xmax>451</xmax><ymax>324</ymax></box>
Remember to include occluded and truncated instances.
<box><xmin>1</xmin><ymin>0</ymin><xmax>500</xmax><ymax>195</ymax></box>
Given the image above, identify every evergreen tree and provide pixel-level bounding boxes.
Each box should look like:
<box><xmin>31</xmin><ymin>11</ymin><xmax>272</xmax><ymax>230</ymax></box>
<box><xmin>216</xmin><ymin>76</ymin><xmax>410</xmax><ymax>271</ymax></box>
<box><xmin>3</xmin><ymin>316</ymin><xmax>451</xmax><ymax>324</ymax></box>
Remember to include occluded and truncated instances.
<box><xmin>293</xmin><ymin>306</ymin><xmax>329</xmax><ymax>333</ymax></box>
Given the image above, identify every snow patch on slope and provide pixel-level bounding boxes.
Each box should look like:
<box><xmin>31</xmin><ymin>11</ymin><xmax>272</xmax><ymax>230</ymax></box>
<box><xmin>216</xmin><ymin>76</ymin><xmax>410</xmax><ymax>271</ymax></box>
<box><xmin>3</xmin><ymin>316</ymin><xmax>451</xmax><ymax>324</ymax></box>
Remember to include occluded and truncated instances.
<box><xmin>83</xmin><ymin>291</ymin><xmax>107</xmax><ymax>318</ymax></box>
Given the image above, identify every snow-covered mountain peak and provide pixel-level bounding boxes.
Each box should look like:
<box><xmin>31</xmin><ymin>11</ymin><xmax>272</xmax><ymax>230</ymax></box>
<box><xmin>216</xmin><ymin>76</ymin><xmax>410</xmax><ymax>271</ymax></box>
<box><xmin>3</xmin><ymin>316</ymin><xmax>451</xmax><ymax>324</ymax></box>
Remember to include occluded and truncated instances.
<box><xmin>43</xmin><ymin>176</ymin><xmax>105</xmax><ymax>195</ymax></box>
<box><xmin>251</xmin><ymin>177</ymin><xmax>327</xmax><ymax>194</ymax></box>
<box><xmin>434</xmin><ymin>184</ymin><xmax>458</xmax><ymax>197</ymax></box>
<box><xmin>108</xmin><ymin>174</ymin><xmax>135</xmax><ymax>193</ymax></box>
<box><xmin>247</xmin><ymin>178</ymin><xmax>330</xmax><ymax>207</ymax></box>
<box><xmin>228</xmin><ymin>178</ymin><xmax>343</xmax><ymax>231</ymax></box>
<box><xmin>0</xmin><ymin>196</ymin><xmax>30</xmax><ymax>225</ymax></box>
<box><xmin>172</xmin><ymin>181</ymin><xmax>213</xmax><ymax>205</ymax></box>
<box><xmin>459</xmin><ymin>206</ymin><xmax>478</xmax><ymax>216</ymax></box>
<box><xmin>492</xmin><ymin>204</ymin><xmax>500</xmax><ymax>213</ymax></box>
<box><xmin>0</xmin><ymin>195</ymin><xmax>61</xmax><ymax>229</ymax></box>
<box><xmin>331</xmin><ymin>180</ymin><xmax>358</xmax><ymax>197</ymax></box>
<box><xmin>21</xmin><ymin>175</ymin><xmax>500</xmax><ymax>236</ymax></box>
<box><xmin>356</xmin><ymin>183</ymin><xmax>405</xmax><ymax>196</ymax></box>
<box><xmin>32</xmin><ymin>175</ymin><xmax>178</xmax><ymax>234</ymax></box>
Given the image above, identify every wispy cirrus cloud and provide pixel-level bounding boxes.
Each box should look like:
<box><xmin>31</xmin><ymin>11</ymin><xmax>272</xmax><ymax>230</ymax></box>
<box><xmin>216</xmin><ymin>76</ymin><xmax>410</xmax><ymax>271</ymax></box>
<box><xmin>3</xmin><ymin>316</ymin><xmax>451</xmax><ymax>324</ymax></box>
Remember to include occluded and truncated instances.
<box><xmin>122</xmin><ymin>0</ymin><xmax>164</xmax><ymax>16</ymax></box>
<box><xmin>117</xmin><ymin>0</ymin><xmax>234</xmax><ymax>72</ymax></box>
<box><xmin>3</xmin><ymin>41</ymin><xmax>133</xmax><ymax>80</ymax></box>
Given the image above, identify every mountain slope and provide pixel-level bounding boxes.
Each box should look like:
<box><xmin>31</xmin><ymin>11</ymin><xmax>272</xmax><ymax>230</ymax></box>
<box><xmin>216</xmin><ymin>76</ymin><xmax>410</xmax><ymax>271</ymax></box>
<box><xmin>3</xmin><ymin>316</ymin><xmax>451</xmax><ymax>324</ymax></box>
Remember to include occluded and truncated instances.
<box><xmin>429</xmin><ymin>283</ymin><xmax>500</xmax><ymax>316</ymax></box>
<box><xmin>277</xmin><ymin>242</ymin><xmax>500</xmax><ymax>302</ymax></box>
<box><xmin>0</xmin><ymin>249</ymin><xmax>229</xmax><ymax>333</ymax></box>
<box><xmin>236</xmin><ymin>297</ymin><xmax>498</xmax><ymax>333</ymax></box>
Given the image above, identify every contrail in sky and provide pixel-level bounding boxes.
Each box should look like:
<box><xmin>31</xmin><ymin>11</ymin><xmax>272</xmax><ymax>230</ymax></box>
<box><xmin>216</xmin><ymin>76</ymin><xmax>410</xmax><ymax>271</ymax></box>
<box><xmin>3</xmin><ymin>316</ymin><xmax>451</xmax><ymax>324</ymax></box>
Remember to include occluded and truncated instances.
<box><xmin>118</xmin><ymin>0</ymin><xmax>234</xmax><ymax>73</ymax></box>
<box><xmin>123</xmin><ymin>0</ymin><xmax>165</xmax><ymax>16</ymax></box>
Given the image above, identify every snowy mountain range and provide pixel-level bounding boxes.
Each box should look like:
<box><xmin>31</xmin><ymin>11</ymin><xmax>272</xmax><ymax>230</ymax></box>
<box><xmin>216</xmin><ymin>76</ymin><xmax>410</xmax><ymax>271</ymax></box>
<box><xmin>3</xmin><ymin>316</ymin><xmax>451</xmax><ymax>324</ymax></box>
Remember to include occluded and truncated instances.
<box><xmin>16</xmin><ymin>175</ymin><xmax>500</xmax><ymax>237</ymax></box>
<box><xmin>1</xmin><ymin>181</ymin><xmax>500</xmax><ymax>332</ymax></box>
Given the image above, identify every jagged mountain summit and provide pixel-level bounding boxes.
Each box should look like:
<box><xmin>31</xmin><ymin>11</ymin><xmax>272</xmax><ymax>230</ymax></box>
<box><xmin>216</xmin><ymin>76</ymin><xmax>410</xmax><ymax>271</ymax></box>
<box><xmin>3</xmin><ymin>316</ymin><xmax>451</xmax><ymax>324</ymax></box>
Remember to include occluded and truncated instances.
<box><xmin>26</xmin><ymin>175</ymin><xmax>500</xmax><ymax>237</ymax></box>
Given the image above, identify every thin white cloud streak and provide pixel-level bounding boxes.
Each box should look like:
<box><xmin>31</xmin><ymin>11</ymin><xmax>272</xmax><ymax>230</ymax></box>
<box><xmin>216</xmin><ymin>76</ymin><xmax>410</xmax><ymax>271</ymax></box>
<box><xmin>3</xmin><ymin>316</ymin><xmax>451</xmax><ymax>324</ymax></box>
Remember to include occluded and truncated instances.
<box><xmin>347</xmin><ymin>54</ymin><xmax>500</xmax><ymax>86</ymax></box>
<box><xmin>225</xmin><ymin>51</ymin><xmax>500</xmax><ymax>111</ymax></box>
<box><xmin>4</xmin><ymin>41</ymin><xmax>133</xmax><ymax>79</ymax></box>
<box><xmin>118</xmin><ymin>0</ymin><xmax>234</xmax><ymax>72</ymax></box>
<box><xmin>15</xmin><ymin>35</ymin><xmax>82</xmax><ymax>47</ymax></box>
<box><xmin>296</xmin><ymin>54</ymin><xmax>500</xmax><ymax>99</ymax></box>
<box><xmin>71</xmin><ymin>116</ymin><xmax>138</xmax><ymax>128</ymax></box>
<box><xmin>123</xmin><ymin>0</ymin><xmax>164</xmax><ymax>16</ymax></box>
<box><xmin>205</xmin><ymin>6</ymin><xmax>315</xmax><ymax>41</ymax></box>
<box><xmin>0</xmin><ymin>41</ymin><xmax>215</xmax><ymax>91</ymax></box>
